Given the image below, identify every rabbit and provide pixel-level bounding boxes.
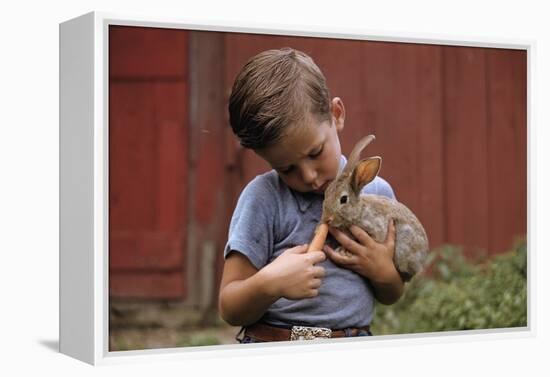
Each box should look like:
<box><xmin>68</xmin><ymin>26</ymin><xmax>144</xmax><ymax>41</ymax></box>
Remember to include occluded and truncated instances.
<box><xmin>321</xmin><ymin>134</ymin><xmax>429</xmax><ymax>281</ymax></box>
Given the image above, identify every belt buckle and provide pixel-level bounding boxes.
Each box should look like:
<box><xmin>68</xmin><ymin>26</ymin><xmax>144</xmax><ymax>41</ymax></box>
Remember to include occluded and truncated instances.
<box><xmin>290</xmin><ymin>326</ymin><xmax>332</xmax><ymax>341</ymax></box>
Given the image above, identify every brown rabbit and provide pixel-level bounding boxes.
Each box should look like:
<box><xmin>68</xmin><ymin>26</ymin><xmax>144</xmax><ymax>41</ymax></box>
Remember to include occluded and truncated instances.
<box><xmin>321</xmin><ymin>135</ymin><xmax>429</xmax><ymax>281</ymax></box>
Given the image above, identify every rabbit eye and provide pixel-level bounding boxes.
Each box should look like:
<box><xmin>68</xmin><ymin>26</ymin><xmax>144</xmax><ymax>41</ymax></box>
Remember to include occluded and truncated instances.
<box><xmin>340</xmin><ymin>195</ymin><xmax>348</xmax><ymax>204</ymax></box>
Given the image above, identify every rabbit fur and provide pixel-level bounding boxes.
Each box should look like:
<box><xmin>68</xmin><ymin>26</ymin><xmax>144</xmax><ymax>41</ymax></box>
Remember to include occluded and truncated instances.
<box><xmin>321</xmin><ymin>135</ymin><xmax>429</xmax><ymax>281</ymax></box>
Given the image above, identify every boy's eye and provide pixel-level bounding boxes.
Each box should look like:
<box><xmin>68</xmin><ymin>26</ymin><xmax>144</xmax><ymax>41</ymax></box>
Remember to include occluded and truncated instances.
<box><xmin>309</xmin><ymin>145</ymin><xmax>324</xmax><ymax>158</ymax></box>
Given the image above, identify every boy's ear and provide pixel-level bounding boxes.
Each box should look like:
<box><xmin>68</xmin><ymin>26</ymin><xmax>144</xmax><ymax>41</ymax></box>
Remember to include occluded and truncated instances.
<box><xmin>330</xmin><ymin>97</ymin><xmax>345</xmax><ymax>132</ymax></box>
<box><xmin>351</xmin><ymin>157</ymin><xmax>381</xmax><ymax>194</ymax></box>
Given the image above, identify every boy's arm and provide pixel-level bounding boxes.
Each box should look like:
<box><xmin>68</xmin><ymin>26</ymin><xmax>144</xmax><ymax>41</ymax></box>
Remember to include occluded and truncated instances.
<box><xmin>368</xmin><ymin>263</ymin><xmax>404</xmax><ymax>305</ymax></box>
<box><xmin>219</xmin><ymin>246</ymin><xmax>326</xmax><ymax>326</ymax></box>
<box><xmin>218</xmin><ymin>252</ymin><xmax>279</xmax><ymax>327</ymax></box>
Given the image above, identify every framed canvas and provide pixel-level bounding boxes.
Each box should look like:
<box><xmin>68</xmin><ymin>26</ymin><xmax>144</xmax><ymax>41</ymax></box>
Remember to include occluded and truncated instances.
<box><xmin>59</xmin><ymin>11</ymin><xmax>532</xmax><ymax>365</ymax></box>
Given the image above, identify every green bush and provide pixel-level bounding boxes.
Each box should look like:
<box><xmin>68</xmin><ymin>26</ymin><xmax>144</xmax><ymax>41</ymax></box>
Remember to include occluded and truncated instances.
<box><xmin>371</xmin><ymin>240</ymin><xmax>527</xmax><ymax>335</ymax></box>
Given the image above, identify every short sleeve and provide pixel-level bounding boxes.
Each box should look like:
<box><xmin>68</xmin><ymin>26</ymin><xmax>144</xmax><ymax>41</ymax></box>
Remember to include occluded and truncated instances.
<box><xmin>361</xmin><ymin>176</ymin><xmax>397</xmax><ymax>200</ymax></box>
<box><xmin>223</xmin><ymin>176</ymin><xmax>276</xmax><ymax>269</ymax></box>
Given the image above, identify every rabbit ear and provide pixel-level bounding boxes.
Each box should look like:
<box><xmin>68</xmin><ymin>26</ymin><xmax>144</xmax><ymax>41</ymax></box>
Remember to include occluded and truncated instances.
<box><xmin>351</xmin><ymin>157</ymin><xmax>381</xmax><ymax>194</ymax></box>
<box><xmin>344</xmin><ymin>135</ymin><xmax>376</xmax><ymax>175</ymax></box>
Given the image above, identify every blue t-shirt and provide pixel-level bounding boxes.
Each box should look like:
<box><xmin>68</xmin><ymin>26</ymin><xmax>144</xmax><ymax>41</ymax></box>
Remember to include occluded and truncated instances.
<box><xmin>223</xmin><ymin>156</ymin><xmax>396</xmax><ymax>329</ymax></box>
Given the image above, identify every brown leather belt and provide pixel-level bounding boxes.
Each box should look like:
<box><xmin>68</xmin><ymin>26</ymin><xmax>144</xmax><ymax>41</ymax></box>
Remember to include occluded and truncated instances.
<box><xmin>244</xmin><ymin>322</ymin><xmax>371</xmax><ymax>342</ymax></box>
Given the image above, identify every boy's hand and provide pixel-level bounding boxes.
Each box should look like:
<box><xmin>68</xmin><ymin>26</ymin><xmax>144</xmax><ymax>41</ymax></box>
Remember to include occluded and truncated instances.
<box><xmin>324</xmin><ymin>220</ymin><xmax>397</xmax><ymax>284</ymax></box>
<box><xmin>261</xmin><ymin>244</ymin><xmax>326</xmax><ymax>300</ymax></box>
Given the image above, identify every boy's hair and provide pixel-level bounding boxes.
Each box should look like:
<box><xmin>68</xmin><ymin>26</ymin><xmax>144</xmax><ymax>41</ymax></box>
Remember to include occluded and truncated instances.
<box><xmin>228</xmin><ymin>47</ymin><xmax>331</xmax><ymax>150</ymax></box>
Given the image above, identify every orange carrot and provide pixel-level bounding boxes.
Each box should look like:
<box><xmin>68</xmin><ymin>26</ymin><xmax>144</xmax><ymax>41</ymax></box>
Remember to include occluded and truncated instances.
<box><xmin>307</xmin><ymin>223</ymin><xmax>329</xmax><ymax>252</ymax></box>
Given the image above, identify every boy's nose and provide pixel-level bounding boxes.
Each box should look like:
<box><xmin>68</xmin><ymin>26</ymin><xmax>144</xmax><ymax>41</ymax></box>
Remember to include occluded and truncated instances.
<box><xmin>300</xmin><ymin>165</ymin><xmax>318</xmax><ymax>186</ymax></box>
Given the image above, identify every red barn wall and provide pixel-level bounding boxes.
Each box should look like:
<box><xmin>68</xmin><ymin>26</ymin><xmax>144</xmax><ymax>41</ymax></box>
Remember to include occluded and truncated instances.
<box><xmin>109</xmin><ymin>26</ymin><xmax>189</xmax><ymax>299</ymax></box>
<box><xmin>108</xmin><ymin>27</ymin><xmax>527</xmax><ymax>303</ymax></box>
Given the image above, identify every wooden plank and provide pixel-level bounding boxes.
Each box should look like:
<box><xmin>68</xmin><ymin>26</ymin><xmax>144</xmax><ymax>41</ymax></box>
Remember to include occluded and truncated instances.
<box><xmin>359</xmin><ymin>41</ymin><xmax>446</xmax><ymax>251</ymax></box>
<box><xmin>109</xmin><ymin>231</ymin><xmax>184</xmax><ymax>270</ymax></box>
<box><xmin>109</xmin><ymin>271</ymin><xmax>186</xmax><ymax>299</ymax></box>
<box><xmin>187</xmin><ymin>32</ymin><xmax>227</xmax><ymax>227</ymax></box>
<box><xmin>186</xmin><ymin>31</ymin><xmax>229</xmax><ymax>308</ymax></box>
<box><xmin>155</xmin><ymin>83</ymin><xmax>188</xmax><ymax>233</ymax></box>
<box><xmin>109</xmin><ymin>25</ymin><xmax>188</xmax><ymax>79</ymax></box>
<box><xmin>109</xmin><ymin>82</ymin><xmax>188</xmax><ymax>231</ymax></box>
<box><xmin>109</xmin><ymin>81</ymin><xmax>189</xmax><ymax>297</ymax></box>
<box><xmin>443</xmin><ymin>46</ymin><xmax>490</xmax><ymax>257</ymax></box>
<box><xmin>109</xmin><ymin>26</ymin><xmax>205</xmax><ymax>300</ymax></box>
<box><xmin>486</xmin><ymin>48</ymin><xmax>527</xmax><ymax>254</ymax></box>
<box><xmin>360</xmin><ymin>42</ymin><xmax>417</xmax><ymax>212</ymax></box>
<box><xmin>414</xmin><ymin>45</ymin><xmax>445</xmax><ymax>250</ymax></box>
<box><xmin>109</xmin><ymin>82</ymin><xmax>158</xmax><ymax>231</ymax></box>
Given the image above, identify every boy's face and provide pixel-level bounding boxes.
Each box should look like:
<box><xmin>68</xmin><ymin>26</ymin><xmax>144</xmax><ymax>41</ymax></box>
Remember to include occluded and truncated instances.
<box><xmin>256</xmin><ymin>98</ymin><xmax>345</xmax><ymax>194</ymax></box>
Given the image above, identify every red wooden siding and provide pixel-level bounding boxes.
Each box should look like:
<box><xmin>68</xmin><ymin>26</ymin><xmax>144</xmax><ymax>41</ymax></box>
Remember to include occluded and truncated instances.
<box><xmin>109</xmin><ymin>26</ymin><xmax>526</xmax><ymax>302</ymax></box>
<box><xmin>443</xmin><ymin>46</ymin><xmax>490</xmax><ymax>256</ymax></box>
<box><xmin>486</xmin><ymin>48</ymin><xmax>527</xmax><ymax>255</ymax></box>
<box><xmin>109</xmin><ymin>26</ymin><xmax>189</xmax><ymax>299</ymax></box>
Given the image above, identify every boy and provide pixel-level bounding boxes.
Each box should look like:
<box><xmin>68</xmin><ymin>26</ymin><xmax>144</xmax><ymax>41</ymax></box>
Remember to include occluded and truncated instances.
<box><xmin>219</xmin><ymin>47</ymin><xmax>403</xmax><ymax>343</ymax></box>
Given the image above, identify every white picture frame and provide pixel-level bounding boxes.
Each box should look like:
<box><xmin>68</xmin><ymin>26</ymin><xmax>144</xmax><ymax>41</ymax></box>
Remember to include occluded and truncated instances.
<box><xmin>59</xmin><ymin>11</ymin><xmax>534</xmax><ymax>366</ymax></box>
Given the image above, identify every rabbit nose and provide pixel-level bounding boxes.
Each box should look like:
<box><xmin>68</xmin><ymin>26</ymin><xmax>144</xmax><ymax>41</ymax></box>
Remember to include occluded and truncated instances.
<box><xmin>321</xmin><ymin>215</ymin><xmax>334</xmax><ymax>226</ymax></box>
